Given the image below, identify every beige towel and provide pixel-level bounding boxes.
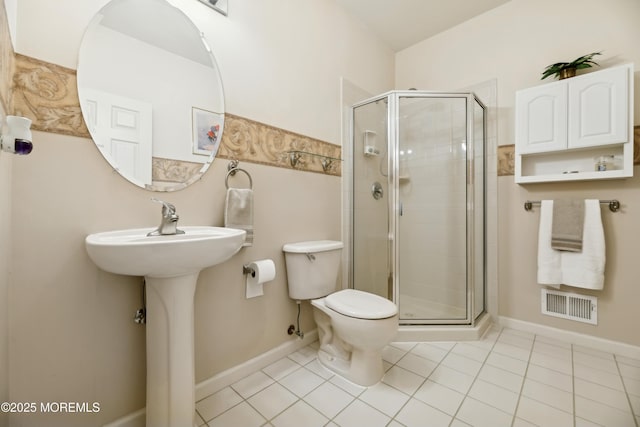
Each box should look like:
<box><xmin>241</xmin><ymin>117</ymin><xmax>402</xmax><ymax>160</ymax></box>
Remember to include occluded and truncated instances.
<box><xmin>551</xmin><ymin>199</ymin><xmax>584</xmax><ymax>252</ymax></box>
<box><xmin>224</xmin><ymin>188</ymin><xmax>253</xmax><ymax>246</ymax></box>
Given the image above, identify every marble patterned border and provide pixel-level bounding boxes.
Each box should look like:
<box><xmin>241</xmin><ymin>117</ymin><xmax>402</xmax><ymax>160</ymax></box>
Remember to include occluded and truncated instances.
<box><xmin>10</xmin><ymin>53</ymin><xmax>341</xmax><ymax>177</ymax></box>
<box><xmin>0</xmin><ymin>0</ymin><xmax>13</xmax><ymax>113</ymax></box>
<box><xmin>8</xmin><ymin>52</ymin><xmax>638</xmax><ymax>179</ymax></box>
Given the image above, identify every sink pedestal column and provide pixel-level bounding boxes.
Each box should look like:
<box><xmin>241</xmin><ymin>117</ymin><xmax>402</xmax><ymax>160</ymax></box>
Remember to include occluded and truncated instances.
<box><xmin>145</xmin><ymin>273</ymin><xmax>199</xmax><ymax>427</ymax></box>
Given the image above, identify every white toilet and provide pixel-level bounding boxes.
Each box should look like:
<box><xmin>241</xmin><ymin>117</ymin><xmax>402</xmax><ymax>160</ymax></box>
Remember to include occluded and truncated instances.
<box><xmin>283</xmin><ymin>240</ymin><xmax>398</xmax><ymax>386</ymax></box>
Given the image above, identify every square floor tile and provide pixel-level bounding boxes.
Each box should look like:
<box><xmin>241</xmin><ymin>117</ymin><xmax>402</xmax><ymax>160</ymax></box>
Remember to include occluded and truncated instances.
<box><xmin>208</xmin><ymin>401</ymin><xmax>266</xmax><ymax>427</ymax></box>
<box><xmin>329</xmin><ymin>374</ymin><xmax>366</xmax><ymax>397</ymax></box>
<box><xmin>413</xmin><ymin>379</ymin><xmax>464</xmax><ymax>416</ymax></box>
<box><xmin>333</xmin><ymin>399</ymin><xmax>390</xmax><ymax>427</ymax></box>
<box><xmin>383</xmin><ymin>345</ymin><xmax>408</xmax><ymax>364</ymax></box>
<box><xmin>441</xmin><ymin>352</ymin><xmax>482</xmax><ymax>377</ymax></box>
<box><xmin>410</xmin><ymin>343</ymin><xmax>449</xmax><ymax>363</ymax></box>
<box><xmin>279</xmin><ymin>366</ymin><xmax>325</xmax><ymax>397</ymax></box>
<box><xmin>394</xmin><ymin>398</ymin><xmax>452</xmax><ymax>427</ymax></box>
<box><xmin>618</xmin><ymin>361</ymin><xmax>640</xmax><ymax>381</ymax></box>
<box><xmin>529</xmin><ymin>351</ymin><xmax>572</xmax><ymax>375</ymax></box>
<box><xmin>382</xmin><ymin>365</ymin><xmax>426</xmax><ymax>395</ymax></box>
<box><xmin>263</xmin><ymin>357</ymin><xmax>302</xmax><ymax>381</ymax></box>
<box><xmin>574</xmin><ymin>363</ymin><xmax>624</xmax><ymax>391</ymax></box>
<box><xmin>456</xmin><ymin>397</ymin><xmax>513</xmax><ymax>427</ymax></box>
<box><xmin>304</xmin><ymin>381</ymin><xmax>354</xmax><ymax>418</ymax></box>
<box><xmin>574</xmin><ymin>395</ymin><xmax>636</xmax><ymax>426</ymax></box>
<box><xmin>247</xmin><ymin>382</ymin><xmax>298</xmax><ymax>420</ymax></box>
<box><xmin>574</xmin><ymin>351</ymin><xmax>619</xmax><ymax>374</ymax></box>
<box><xmin>525</xmin><ymin>363</ymin><xmax>573</xmax><ymax>392</ymax></box>
<box><xmin>485</xmin><ymin>351</ymin><xmax>527</xmax><ymax>376</ymax></box>
<box><xmin>360</xmin><ymin>381</ymin><xmax>410</xmax><ymax>417</ymax></box>
<box><xmin>574</xmin><ymin>377</ymin><xmax>631</xmax><ymax>412</ymax></box>
<box><xmin>304</xmin><ymin>359</ymin><xmax>334</xmax><ymax>380</ymax></box>
<box><xmin>468</xmin><ymin>379</ymin><xmax>519</xmax><ymax>414</ymax></box>
<box><xmin>232</xmin><ymin>371</ymin><xmax>275</xmax><ymax>399</ymax></box>
<box><xmin>196</xmin><ymin>386</ymin><xmax>243</xmax><ymax>421</ymax></box>
<box><xmin>516</xmin><ymin>396</ymin><xmax>573</xmax><ymax>427</ymax></box>
<box><xmin>477</xmin><ymin>364</ymin><xmax>523</xmax><ymax>393</ymax></box>
<box><xmin>497</xmin><ymin>332</ymin><xmax>533</xmax><ymax>351</ymax></box>
<box><xmin>271</xmin><ymin>400</ymin><xmax>328</xmax><ymax>427</ymax></box>
<box><xmin>521</xmin><ymin>378</ymin><xmax>573</xmax><ymax>413</ymax></box>
<box><xmin>532</xmin><ymin>340</ymin><xmax>572</xmax><ymax>360</ymax></box>
<box><xmin>451</xmin><ymin>342</ymin><xmax>490</xmax><ymax>362</ymax></box>
<box><xmin>493</xmin><ymin>341</ymin><xmax>531</xmax><ymax>361</ymax></box>
<box><xmin>396</xmin><ymin>352</ymin><xmax>438</xmax><ymax>377</ymax></box>
<box><xmin>287</xmin><ymin>345</ymin><xmax>317</xmax><ymax>366</ymax></box>
<box><xmin>428</xmin><ymin>365</ymin><xmax>475</xmax><ymax>394</ymax></box>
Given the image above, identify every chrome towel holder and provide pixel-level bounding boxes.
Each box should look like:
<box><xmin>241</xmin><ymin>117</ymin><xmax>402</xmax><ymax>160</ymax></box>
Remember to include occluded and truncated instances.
<box><xmin>225</xmin><ymin>160</ymin><xmax>253</xmax><ymax>189</ymax></box>
<box><xmin>524</xmin><ymin>199</ymin><xmax>620</xmax><ymax>212</ymax></box>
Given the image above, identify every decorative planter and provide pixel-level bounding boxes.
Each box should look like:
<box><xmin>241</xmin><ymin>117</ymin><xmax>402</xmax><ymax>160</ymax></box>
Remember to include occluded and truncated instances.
<box><xmin>559</xmin><ymin>68</ymin><xmax>577</xmax><ymax>79</ymax></box>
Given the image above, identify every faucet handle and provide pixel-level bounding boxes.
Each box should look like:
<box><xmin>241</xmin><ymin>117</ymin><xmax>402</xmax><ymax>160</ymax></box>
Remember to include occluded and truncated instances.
<box><xmin>151</xmin><ymin>198</ymin><xmax>176</xmax><ymax>215</ymax></box>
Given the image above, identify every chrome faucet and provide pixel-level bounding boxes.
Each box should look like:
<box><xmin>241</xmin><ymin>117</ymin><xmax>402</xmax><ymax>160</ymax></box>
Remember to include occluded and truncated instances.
<box><xmin>147</xmin><ymin>198</ymin><xmax>185</xmax><ymax>236</ymax></box>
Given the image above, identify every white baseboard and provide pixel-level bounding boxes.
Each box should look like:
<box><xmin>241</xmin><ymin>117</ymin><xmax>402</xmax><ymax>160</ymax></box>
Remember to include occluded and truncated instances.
<box><xmin>499</xmin><ymin>316</ymin><xmax>640</xmax><ymax>359</ymax></box>
<box><xmin>103</xmin><ymin>330</ymin><xmax>318</xmax><ymax>427</ymax></box>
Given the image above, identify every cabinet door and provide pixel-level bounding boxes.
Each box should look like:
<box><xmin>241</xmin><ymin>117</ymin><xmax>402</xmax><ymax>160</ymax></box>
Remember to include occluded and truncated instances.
<box><xmin>568</xmin><ymin>66</ymin><xmax>628</xmax><ymax>148</ymax></box>
<box><xmin>515</xmin><ymin>83</ymin><xmax>568</xmax><ymax>154</ymax></box>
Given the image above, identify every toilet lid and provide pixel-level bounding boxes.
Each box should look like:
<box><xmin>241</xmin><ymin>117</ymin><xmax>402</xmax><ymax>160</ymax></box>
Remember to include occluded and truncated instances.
<box><xmin>325</xmin><ymin>289</ymin><xmax>398</xmax><ymax>319</ymax></box>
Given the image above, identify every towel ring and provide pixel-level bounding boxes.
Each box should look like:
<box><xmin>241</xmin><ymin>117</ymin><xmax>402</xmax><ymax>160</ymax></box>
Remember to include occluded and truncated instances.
<box><xmin>225</xmin><ymin>168</ymin><xmax>253</xmax><ymax>189</ymax></box>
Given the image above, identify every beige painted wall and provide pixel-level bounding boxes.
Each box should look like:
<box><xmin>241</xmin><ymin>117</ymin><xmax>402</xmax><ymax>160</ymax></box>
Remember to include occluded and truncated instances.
<box><xmin>0</xmin><ymin>90</ymin><xmax>11</xmax><ymax>427</ymax></box>
<box><xmin>8</xmin><ymin>0</ymin><xmax>394</xmax><ymax>426</ymax></box>
<box><xmin>395</xmin><ymin>0</ymin><xmax>640</xmax><ymax>346</ymax></box>
<box><xmin>0</xmin><ymin>0</ymin><xmax>14</xmax><ymax>425</ymax></box>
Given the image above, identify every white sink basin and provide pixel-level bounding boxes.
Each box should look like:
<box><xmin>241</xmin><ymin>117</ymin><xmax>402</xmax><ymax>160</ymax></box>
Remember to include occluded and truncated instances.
<box><xmin>85</xmin><ymin>225</ymin><xmax>246</xmax><ymax>427</ymax></box>
<box><xmin>85</xmin><ymin>226</ymin><xmax>246</xmax><ymax>278</ymax></box>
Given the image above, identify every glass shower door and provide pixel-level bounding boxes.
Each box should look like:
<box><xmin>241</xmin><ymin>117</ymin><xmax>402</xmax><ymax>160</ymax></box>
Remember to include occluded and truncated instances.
<box><xmin>396</xmin><ymin>96</ymin><xmax>469</xmax><ymax>323</ymax></box>
<box><xmin>351</xmin><ymin>97</ymin><xmax>391</xmax><ymax>300</ymax></box>
<box><xmin>350</xmin><ymin>91</ymin><xmax>485</xmax><ymax>326</ymax></box>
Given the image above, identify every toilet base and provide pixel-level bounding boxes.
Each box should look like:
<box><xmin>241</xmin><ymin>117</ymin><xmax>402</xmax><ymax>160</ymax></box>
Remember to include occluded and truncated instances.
<box><xmin>316</xmin><ymin>347</ymin><xmax>384</xmax><ymax>387</ymax></box>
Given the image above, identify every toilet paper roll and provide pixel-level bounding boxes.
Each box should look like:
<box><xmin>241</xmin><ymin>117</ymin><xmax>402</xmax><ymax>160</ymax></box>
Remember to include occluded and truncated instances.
<box><xmin>246</xmin><ymin>259</ymin><xmax>276</xmax><ymax>299</ymax></box>
<box><xmin>247</xmin><ymin>259</ymin><xmax>276</xmax><ymax>283</ymax></box>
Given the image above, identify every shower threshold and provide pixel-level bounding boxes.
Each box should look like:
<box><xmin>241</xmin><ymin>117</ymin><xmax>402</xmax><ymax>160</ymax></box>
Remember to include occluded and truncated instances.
<box><xmin>395</xmin><ymin>312</ymin><xmax>492</xmax><ymax>342</ymax></box>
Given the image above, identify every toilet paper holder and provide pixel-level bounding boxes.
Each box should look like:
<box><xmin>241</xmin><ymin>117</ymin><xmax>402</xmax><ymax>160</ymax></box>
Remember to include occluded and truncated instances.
<box><xmin>242</xmin><ymin>264</ymin><xmax>256</xmax><ymax>277</ymax></box>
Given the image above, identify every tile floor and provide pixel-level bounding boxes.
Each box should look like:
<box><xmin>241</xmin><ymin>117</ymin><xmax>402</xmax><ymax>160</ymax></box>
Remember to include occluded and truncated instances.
<box><xmin>195</xmin><ymin>326</ymin><xmax>640</xmax><ymax>426</ymax></box>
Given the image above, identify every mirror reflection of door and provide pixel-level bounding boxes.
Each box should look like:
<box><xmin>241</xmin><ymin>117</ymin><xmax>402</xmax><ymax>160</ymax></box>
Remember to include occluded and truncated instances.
<box><xmin>77</xmin><ymin>0</ymin><xmax>225</xmax><ymax>191</ymax></box>
<box><xmin>82</xmin><ymin>89</ymin><xmax>153</xmax><ymax>187</ymax></box>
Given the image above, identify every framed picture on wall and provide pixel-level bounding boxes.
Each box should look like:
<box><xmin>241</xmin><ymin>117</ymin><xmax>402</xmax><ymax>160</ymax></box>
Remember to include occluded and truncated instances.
<box><xmin>192</xmin><ymin>107</ymin><xmax>223</xmax><ymax>156</ymax></box>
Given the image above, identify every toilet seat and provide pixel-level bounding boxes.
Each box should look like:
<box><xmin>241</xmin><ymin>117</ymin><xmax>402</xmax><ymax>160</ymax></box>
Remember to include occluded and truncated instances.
<box><xmin>325</xmin><ymin>289</ymin><xmax>397</xmax><ymax>319</ymax></box>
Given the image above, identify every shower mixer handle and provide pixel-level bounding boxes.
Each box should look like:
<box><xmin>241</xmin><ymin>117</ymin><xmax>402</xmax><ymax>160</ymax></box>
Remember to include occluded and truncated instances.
<box><xmin>372</xmin><ymin>182</ymin><xmax>383</xmax><ymax>200</ymax></box>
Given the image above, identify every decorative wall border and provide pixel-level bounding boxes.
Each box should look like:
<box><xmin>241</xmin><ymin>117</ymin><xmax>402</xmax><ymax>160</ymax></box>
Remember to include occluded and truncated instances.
<box><xmin>0</xmin><ymin>0</ymin><xmax>13</xmax><ymax>114</ymax></box>
<box><xmin>9</xmin><ymin>53</ymin><xmax>341</xmax><ymax>176</ymax></box>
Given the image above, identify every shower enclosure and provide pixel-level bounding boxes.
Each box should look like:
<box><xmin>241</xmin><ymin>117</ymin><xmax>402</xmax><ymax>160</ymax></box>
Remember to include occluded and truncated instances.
<box><xmin>350</xmin><ymin>91</ymin><xmax>485</xmax><ymax>326</ymax></box>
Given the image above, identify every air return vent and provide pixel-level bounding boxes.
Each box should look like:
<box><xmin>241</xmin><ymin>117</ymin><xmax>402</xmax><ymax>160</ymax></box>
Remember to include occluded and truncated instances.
<box><xmin>541</xmin><ymin>289</ymin><xmax>597</xmax><ymax>325</ymax></box>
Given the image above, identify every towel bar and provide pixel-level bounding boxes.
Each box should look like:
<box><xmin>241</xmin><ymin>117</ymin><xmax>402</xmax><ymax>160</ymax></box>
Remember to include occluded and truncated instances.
<box><xmin>225</xmin><ymin>167</ymin><xmax>253</xmax><ymax>189</ymax></box>
<box><xmin>524</xmin><ymin>199</ymin><xmax>620</xmax><ymax>212</ymax></box>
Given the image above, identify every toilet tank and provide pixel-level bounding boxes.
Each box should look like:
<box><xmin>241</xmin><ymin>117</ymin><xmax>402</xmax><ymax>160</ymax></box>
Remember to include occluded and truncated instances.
<box><xmin>282</xmin><ymin>240</ymin><xmax>343</xmax><ymax>301</ymax></box>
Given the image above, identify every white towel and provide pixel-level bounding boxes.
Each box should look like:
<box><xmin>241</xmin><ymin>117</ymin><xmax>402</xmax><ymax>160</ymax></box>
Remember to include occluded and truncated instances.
<box><xmin>224</xmin><ymin>188</ymin><xmax>253</xmax><ymax>247</ymax></box>
<box><xmin>537</xmin><ymin>200</ymin><xmax>605</xmax><ymax>290</ymax></box>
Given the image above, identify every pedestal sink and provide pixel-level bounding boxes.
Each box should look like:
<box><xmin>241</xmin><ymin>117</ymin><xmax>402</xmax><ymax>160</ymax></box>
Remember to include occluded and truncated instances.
<box><xmin>85</xmin><ymin>226</ymin><xmax>246</xmax><ymax>427</ymax></box>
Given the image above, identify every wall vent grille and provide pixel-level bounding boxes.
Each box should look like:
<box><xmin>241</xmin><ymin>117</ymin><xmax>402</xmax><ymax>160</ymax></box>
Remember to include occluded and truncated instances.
<box><xmin>541</xmin><ymin>289</ymin><xmax>597</xmax><ymax>325</ymax></box>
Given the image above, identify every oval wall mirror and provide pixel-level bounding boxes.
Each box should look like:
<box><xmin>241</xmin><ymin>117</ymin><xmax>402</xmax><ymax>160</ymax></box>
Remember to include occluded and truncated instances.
<box><xmin>77</xmin><ymin>0</ymin><xmax>224</xmax><ymax>191</ymax></box>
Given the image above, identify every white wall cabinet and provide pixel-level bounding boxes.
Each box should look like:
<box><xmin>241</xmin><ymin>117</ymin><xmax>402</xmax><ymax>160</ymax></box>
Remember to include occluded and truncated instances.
<box><xmin>515</xmin><ymin>63</ymin><xmax>633</xmax><ymax>183</ymax></box>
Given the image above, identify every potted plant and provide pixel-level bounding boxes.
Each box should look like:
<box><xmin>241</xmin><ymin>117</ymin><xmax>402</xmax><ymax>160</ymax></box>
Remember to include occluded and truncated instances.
<box><xmin>541</xmin><ymin>52</ymin><xmax>602</xmax><ymax>80</ymax></box>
